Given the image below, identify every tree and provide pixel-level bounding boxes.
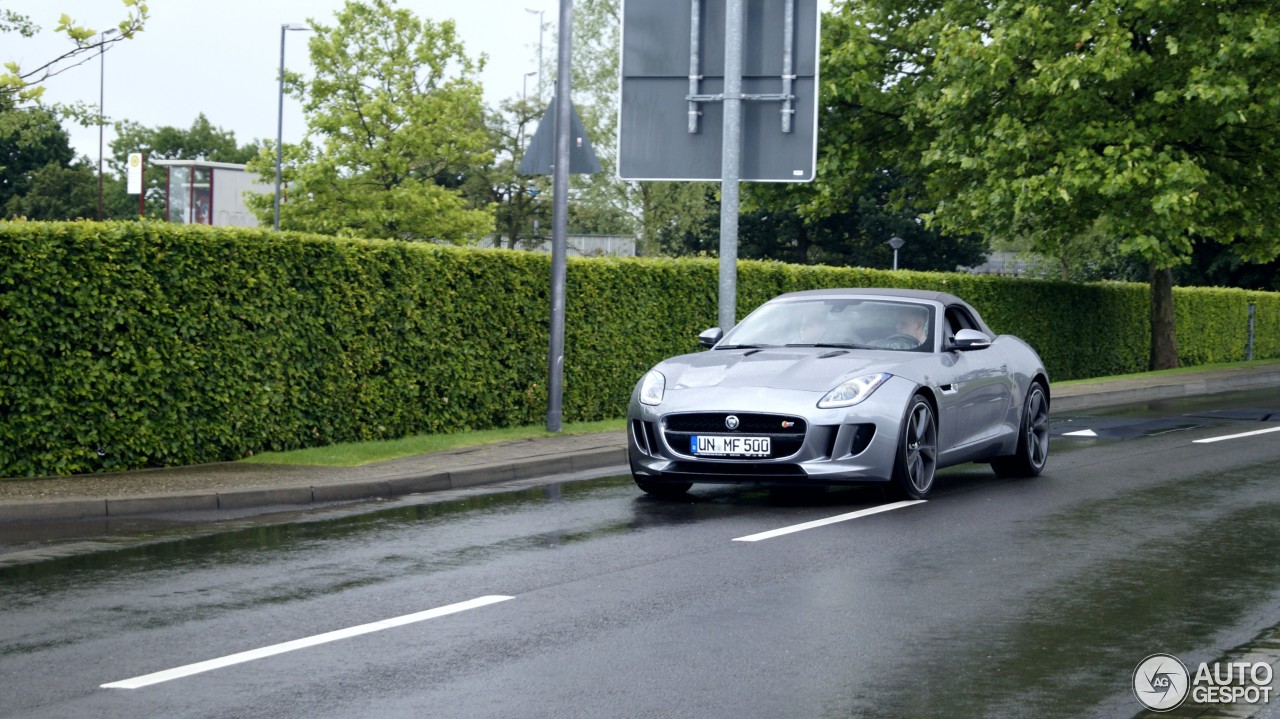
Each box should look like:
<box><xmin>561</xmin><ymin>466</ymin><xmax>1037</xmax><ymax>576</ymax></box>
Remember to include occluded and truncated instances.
<box><xmin>105</xmin><ymin>113</ymin><xmax>261</xmax><ymax>219</ymax></box>
<box><xmin>553</xmin><ymin>0</ymin><xmax>714</xmax><ymax>251</ymax></box>
<box><xmin>4</xmin><ymin>158</ymin><xmax>96</xmax><ymax>220</ymax></box>
<box><xmin>1176</xmin><ymin>239</ymin><xmax>1280</xmax><ymax>292</ymax></box>
<box><xmin>666</xmin><ymin>178</ymin><xmax>988</xmax><ymax>271</ymax></box>
<box><xmin>460</xmin><ymin>97</ymin><xmax>549</xmax><ymax>249</ymax></box>
<box><xmin>0</xmin><ymin>105</ymin><xmax>75</xmax><ymax>210</ymax></box>
<box><xmin>820</xmin><ymin>0</ymin><xmax>1280</xmax><ymax>368</ymax></box>
<box><xmin>245</xmin><ymin>0</ymin><xmax>493</xmax><ymax>243</ymax></box>
<box><xmin>1</xmin><ymin>1</ymin><xmax>147</xmax><ymax>108</ymax></box>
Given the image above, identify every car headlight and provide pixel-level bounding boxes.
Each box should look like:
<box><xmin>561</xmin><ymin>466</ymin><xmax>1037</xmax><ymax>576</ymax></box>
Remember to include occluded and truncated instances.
<box><xmin>639</xmin><ymin>370</ymin><xmax>666</xmax><ymax>406</ymax></box>
<box><xmin>817</xmin><ymin>373</ymin><xmax>891</xmax><ymax>408</ymax></box>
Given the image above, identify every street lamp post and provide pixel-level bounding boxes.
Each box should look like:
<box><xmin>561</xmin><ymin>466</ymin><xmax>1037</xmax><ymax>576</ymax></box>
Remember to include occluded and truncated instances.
<box><xmin>888</xmin><ymin>235</ymin><xmax>905</xmax><ymax>271</ymax></box>
<box><xmin>524</xmin><ymin>7</ymin><xmax>544</xmax><ymax>101</ymax></box>
<box><xmin>275</xmin><ymin>23</ymin><xmax>310</xmax><ymax>231</ymax></box>
<box><xmin>522</xmin><ymin>69</ymin><xmax>537</xmax><ymax>103</ymax></box>
<box><xmin>97</xmin><ymin>28</ymin><xmax>118</xmax><ymax>222</ymax></box>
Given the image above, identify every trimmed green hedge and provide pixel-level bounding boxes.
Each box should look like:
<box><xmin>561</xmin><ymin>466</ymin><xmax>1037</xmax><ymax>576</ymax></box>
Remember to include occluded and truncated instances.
<box><xmin>1</xmin><ymin>220</ymin><xmax>1277</xmax><ymax>477</ymax></box>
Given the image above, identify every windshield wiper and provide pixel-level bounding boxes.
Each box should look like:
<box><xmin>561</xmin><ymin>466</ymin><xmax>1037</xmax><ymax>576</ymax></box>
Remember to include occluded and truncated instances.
<box><xmin>715</xmin><ymin>344</ymin><xmax>771</xmax><ymax>350</ymax></box>
<box><xmin>784</xmin><ymin>342</ymin><xmax>872</xmax><ymax>350</ymax></box>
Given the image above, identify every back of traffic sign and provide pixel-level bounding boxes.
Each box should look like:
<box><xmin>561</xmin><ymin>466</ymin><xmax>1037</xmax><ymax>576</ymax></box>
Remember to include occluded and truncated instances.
<box><xmin>618</xmin><ymin>0</ymin><xmax>820</xmax><ymax>182</ymax></box>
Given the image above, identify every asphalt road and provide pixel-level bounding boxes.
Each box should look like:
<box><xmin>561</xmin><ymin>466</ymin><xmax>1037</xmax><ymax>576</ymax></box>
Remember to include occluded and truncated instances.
<box><xmin>1</xmin><ymin>389</ymin><xmax>1279</xmax><ymax>718</ymax></box>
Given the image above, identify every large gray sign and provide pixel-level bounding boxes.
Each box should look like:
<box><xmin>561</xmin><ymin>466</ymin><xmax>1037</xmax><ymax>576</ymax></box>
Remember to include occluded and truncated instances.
<box><xmin>618</xmin><ymin>0</ymin><xmax>820</xmax><ymax>182</ymax></box>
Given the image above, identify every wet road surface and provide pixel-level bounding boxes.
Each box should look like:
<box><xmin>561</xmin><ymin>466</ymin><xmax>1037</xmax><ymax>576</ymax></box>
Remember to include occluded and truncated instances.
<box><xmin>1</xmin><ymin>389</ymin><xmax>1278</xmax><ymax>718</ymax></box>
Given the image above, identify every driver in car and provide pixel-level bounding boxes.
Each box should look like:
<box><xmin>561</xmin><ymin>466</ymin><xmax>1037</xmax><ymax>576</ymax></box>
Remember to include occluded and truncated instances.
<box><xmin>891</xmin><ymin>305</ymin><xmax>929</xmax><ymax>347</ymax></box>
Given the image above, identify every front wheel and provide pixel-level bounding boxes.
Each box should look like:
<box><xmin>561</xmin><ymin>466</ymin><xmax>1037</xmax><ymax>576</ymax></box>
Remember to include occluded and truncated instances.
<box><xmin>991</xmin><ymin>380</ymin><xmax>1049</xmax><ymax>478</ymax></box>
<box><xmin>891</xmin><ymin>394</ymin><xmax>938</xmax><ymax>499</ymax></box>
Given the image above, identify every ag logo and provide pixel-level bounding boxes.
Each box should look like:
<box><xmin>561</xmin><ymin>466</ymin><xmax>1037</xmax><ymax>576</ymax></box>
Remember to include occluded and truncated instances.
<box><xmin>725</xmin><ymin>415</ymin><xmax>739</xmax><ymax>430</ymax></box>
<box><xmin>1133</xmin><ymin>653</ymin><xmax>1190</xmax><ymax>711</ymax></box>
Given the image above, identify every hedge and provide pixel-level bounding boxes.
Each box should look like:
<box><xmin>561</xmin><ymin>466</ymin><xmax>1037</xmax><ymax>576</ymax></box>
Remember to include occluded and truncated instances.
<box><xmin>1</xmin><ymin>220</ymin><xmax>1277</xmax><ymax>477</ymax></box>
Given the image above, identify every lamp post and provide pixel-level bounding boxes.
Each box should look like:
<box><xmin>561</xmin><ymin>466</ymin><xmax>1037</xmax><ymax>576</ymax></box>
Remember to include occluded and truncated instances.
<box><xmin>888</xmin><ymin>235</ymin><xmax>905</xmax><ymax>270</ymax></box>
<box><xmin>522</xmin><ymin>69</ymin><xmax>537</xmax><ymax>103</ymax></box>
<box><xmin>524</xmin><ymin>7</ymin><xmax>544</xmax><ymax>101</ymax></box>
<box><xmin>97</xmin><ymin>28</ymin><xmax>118</xmax><ymax>222</ymax></box>
<box><xmin>275</xmin><ymin>23</ymin><xmax>311</xmax><ymax>231</ymax></box>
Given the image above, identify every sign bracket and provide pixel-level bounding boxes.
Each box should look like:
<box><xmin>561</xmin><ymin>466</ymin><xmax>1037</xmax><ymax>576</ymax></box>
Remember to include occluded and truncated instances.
<box><xmin>683</xmin><ymin>0</ymin><xmax>798</xmax><ymax>134</ymax></box>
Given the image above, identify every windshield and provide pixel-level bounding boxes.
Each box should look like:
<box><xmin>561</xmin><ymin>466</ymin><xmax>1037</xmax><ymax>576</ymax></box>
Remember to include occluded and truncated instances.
<box><xmin>719</xmin><ymin>298</ymin><xmax>935</xmax><ymax>352</ymax></box>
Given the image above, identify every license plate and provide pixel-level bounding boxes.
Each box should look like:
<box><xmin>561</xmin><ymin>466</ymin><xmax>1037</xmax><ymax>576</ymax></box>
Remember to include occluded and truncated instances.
<box><xmin>690</xmin><ymin>435</ymin><xmax>771</xmax><ymax>457</ymax></box>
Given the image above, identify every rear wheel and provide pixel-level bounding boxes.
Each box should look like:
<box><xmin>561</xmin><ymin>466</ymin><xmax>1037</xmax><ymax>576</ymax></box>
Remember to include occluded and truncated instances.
<box><xmin>991</xmin><ymin>380</ymin><xmax>1049</xmax><ymax>478</ymax></box>
<box><xmin>891</xmin><ymin>394</ymin><xmax>937</xmax><ymax>499</ymax></box>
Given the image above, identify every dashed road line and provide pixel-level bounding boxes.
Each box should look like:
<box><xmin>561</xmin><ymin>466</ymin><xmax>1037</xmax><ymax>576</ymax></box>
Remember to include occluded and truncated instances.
<box><xmin>102</xmin><ymin>595</ymin><xmax>514</xmax><ymax>689</ymax></box>
<box><xmin>732</xmin><ymin>500</ymin><xmax>926</xmax><ymax>542</ymax></box>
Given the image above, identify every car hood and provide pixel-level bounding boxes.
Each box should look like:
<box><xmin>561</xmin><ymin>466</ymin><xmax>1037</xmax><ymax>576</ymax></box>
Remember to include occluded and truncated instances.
<box><xmin>655</xmin><ymin>347</ymin><xmax>920</xmax><ymax>393</ymax></box>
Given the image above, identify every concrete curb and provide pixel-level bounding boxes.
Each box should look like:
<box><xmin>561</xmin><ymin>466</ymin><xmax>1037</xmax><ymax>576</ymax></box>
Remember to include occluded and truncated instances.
<box><xmin>1051</xmin><ymin>369</ymin><xmax>1280</xmax><ymax>412</ymax></box>
<box><xmin>0</xmin><ymin>447</ymin><xmax>629</xmax><ymax>523</ymax></box>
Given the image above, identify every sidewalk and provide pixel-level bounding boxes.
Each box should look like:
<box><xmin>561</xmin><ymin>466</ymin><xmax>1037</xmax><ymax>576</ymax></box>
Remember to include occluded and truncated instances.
<box><xmin>1</xmin><ymin>363</ymin><xmax>1277</xmax><ymax>524</ymax></box>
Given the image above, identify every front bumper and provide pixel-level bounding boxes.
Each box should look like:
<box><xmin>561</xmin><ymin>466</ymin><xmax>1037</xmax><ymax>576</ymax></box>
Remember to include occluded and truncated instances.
<box><xmin>627</xmin><ymin>376</ymin><xmax>918</xmax><ymax>486</ymax></box>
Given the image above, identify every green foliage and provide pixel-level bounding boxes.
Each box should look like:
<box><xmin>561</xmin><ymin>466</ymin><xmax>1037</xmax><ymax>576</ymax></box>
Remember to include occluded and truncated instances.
<box><xmin>820</xmin><ymin>0</ymin><xmax>1280</xmax><ymax>367</ymax></box>
<box><xmin>3</xmin><ymin>159</ymin><xmax>96</xmax><ymax>220</ymax></box>
<box><xmin>244</xmin><ymin>0</ymin><xmax>493</xmax><ymax>243</ymax></box>
<box><xmin>0</xmin><ymin>106</ymin><xmax>75</xmax><ymax>210</ymax></box>
<box><xmin>0</xmin><ymin>1</ymin><xmax>148</xmax><ymax>107</ymax></box>
<box><xmin>821</xmin><ymin>0</ymin><xmax>1280</xmax><ymax>268</ymax></box>
<box><xmin>459</xmin><ymin>98</ymin><xmax>549</xmax><ymax>249</ymax></box>
<box><xmin>717</xmin><ymin>178</ymin><xmax>991</xmax><ymax>271</ymax></box>
<box><xmin>1</xmin><ymin>220</ymin><xmax>1277</xmax><ymax>477</ymax></box>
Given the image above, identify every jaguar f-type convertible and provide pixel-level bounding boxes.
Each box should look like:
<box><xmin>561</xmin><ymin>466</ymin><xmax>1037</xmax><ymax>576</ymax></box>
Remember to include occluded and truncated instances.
<box><xmin>626</xmin><ymin>289</ymin><xmax>1050</xmax><ymax>499</ymax></box>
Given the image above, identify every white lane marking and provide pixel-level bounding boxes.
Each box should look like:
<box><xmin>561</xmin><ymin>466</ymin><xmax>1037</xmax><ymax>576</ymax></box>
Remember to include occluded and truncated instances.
<box><xmin>732</xmin><ymin>500</ymin><xmax>926</xmax><ymax>542</ymax></box>
<box><xmin>1063</xmin><ymin>429</ymin><xmax>1098</xmax><ymax>437</ymax></box>
<box><xmin>102</xmin><ymin>595</ymin><xmax>514</xmax><ymax>690</ymax></box>
<box><xmin>1192</xmin><ymin>426</ymin><xmax>1280</xmax><ymax>444</ymax></box>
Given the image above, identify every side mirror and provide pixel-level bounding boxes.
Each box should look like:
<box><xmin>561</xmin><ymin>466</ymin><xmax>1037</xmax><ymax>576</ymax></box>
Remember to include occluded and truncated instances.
<box><xmin>950</xmin><ymin>328</ymin><xmax>992</xmax><ymax>351</ymax></box>
<box><xmin>698</xmin><ymin>327</ymin><xmax>723</xmax><ymax>349</ymax></box>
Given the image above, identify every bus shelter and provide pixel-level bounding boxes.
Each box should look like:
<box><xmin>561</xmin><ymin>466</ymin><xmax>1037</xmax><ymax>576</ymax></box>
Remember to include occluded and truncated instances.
<box><xmin>152</xmin><ymin>159</ymin><xmax>267</xmax><ymax>227</ymax></box>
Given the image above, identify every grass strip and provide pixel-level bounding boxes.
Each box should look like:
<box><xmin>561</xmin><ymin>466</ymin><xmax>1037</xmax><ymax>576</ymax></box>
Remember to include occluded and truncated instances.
<box><xmin>240</xmin><ymin>419</ymin><xmax>626</xmax><ymax>467</ymax></box>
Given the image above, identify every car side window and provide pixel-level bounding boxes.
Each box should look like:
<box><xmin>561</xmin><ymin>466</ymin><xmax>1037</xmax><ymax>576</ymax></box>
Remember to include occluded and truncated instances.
<box><xmin>945</xmin><ymin>306</ymin><xmax>978</xmax><ymax>341</ymax></box>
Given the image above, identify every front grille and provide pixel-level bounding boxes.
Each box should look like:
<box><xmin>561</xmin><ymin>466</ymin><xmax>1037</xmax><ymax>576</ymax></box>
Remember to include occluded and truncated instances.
<box><xmin>663</xmin><ymin>412</ymin><xmax>807</xmax><ymax>460</ymax></box>
<box><xmin>665</xmin><ymin>413</ymin><xmax>806</xmax><ymax>435</ymax></box>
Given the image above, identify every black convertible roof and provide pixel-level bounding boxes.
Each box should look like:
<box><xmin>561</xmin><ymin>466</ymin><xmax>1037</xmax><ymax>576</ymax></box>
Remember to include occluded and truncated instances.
<box><xmin>773</xmin><ymin>287</ymin><xmax>968</xmax><ymax>306</ymax></box>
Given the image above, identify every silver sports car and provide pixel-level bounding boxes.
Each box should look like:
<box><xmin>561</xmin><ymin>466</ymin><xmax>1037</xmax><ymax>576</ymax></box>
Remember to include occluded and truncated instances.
<box><xmin>626</xmin><ymin>288</ymin><xmax>1050</xmax><ymax>499</ymax></box>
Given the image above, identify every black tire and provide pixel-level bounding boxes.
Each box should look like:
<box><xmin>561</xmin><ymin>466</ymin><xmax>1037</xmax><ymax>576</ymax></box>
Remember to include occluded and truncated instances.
<box><xmin>891</xmin><ymin>394</ymin><xmax>938</xmax><ymax>500</ymax></box>
<box><xmin>635</xmin><ymin>479</ymin><xmax>691</xmax><ymax>498</ymax></box>
<box><xmin>991</xmin><ymin>380</ymin><xmax>1050</xmax><ymax>478</ymax></box>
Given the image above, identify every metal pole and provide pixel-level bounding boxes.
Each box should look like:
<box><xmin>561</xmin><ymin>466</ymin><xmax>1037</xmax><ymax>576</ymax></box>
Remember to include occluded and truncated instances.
<box><xmin>274</xmin><ymin>25</ymin><xmax>288</xmax><ymax>231</ymax></box>
<box><xmin>1247</xmin><ymin>302</ymin><xmax>1256</xmax><ymax>361</ymax></box>
<box><xmin>97</xmin><ymin>30</ymin><xmax>115</xmax><ymax>221</ymax></box>
<box><xmin>688</xmin><ymin>0</ymin><xmax>701</xmax><ymax>134</ymax></box>
<box><xmin>893</xmin><ymin>249</ymin><xmax>899</xmax><ymax>271</ymax></box>
<box><xmin>138</xmin><ymin>153</ymin><xmax>146</xmax><ymax>218</ymax></box>
<box><xmin>546</xmin><ymin>0</ymin><xmax>573</xmax><ymax>433</ymax></box>
<box><xmin>526</xmin><ymin>8</ymin><xmax>545</xmax><ymax>102</ymax></box>
<box><xmin>718</xmin><ymin>0</ymin><xmax>745</xmax><ymax>332</ymax></box>
<box><xmin>781</xmin><ymin>0</ymin><xmax>795</xmax><ymax>133</ymax></box>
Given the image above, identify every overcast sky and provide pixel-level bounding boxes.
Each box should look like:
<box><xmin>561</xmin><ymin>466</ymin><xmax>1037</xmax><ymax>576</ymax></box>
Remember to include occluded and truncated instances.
<box><xmin>4</xmin><ymin>0</ymin><xmax>552</xmax><ymax>161</ymax></box>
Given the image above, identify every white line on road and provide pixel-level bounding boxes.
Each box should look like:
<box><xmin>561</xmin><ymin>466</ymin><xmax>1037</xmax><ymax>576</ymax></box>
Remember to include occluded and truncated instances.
<box><xmin>732</xmin><ymin>500</ymin><xmax>926</xmax><ymax>542</ymax></box>
<box><xmin>101</xmin><ymin>595</ymin><xmax>514</xmax><ymax>690</ymax></box>
<box><xmin>1063</xmin><ymin>429</ymin><xmax>1098</xmax><ymax>437</ymax></box>
<box><xmin>1192</xmin><ymin>426</ymin><xmax>1280</xmax><ymax>444</ymax></box>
